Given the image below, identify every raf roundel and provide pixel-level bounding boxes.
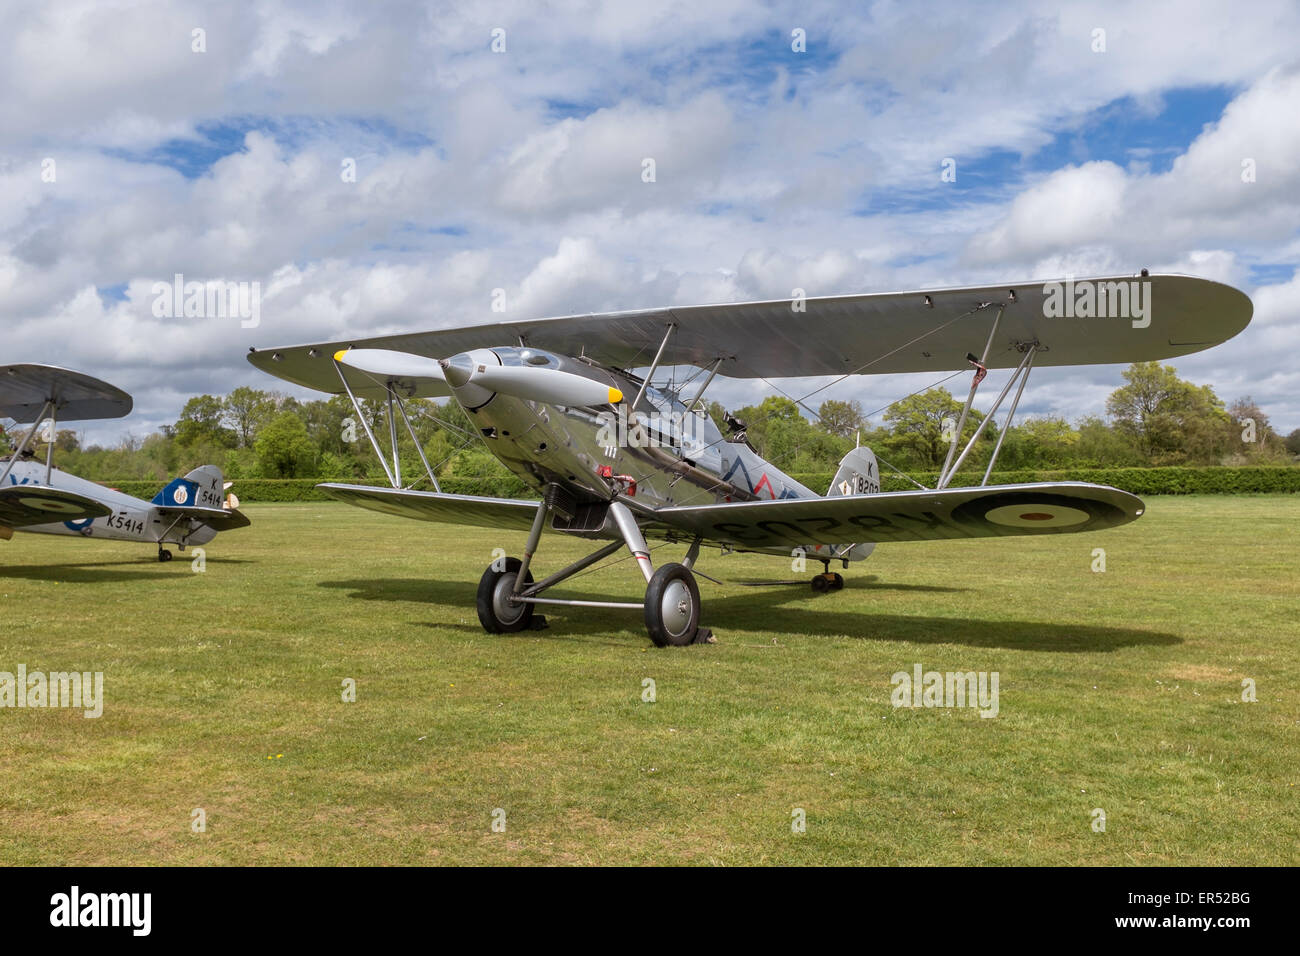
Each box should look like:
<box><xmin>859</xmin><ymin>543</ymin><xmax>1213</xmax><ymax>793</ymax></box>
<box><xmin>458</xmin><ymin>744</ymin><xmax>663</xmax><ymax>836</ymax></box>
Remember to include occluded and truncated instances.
<box><xmin>19</xmin><ymin>495</ymin><xmax>86</xmax><ymax>514</ymax></box>
<box><xmin>983</xmin><ymin>503</ymin><xmax>1091</xmax><ymax>529</ymax></box>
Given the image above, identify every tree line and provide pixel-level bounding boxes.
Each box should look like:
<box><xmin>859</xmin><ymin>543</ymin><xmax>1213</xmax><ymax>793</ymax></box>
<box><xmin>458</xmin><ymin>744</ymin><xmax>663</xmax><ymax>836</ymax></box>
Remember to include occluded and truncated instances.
<box><xmin>4</xmin><ymin>362</ymin><xmax>1296</xmax><ymax>485</ymax></box>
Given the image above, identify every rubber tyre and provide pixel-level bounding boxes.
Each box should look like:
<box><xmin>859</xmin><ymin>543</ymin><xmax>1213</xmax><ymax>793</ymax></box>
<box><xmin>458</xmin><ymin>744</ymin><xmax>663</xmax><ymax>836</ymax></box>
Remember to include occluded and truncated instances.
<box><xmin>476</xmin><ymin>557</ymin><xmax>535</xmax><ymax>633</ymax></box>
<box><xmin>644</xmin><ymin>562</ymin><xmax>701</xmax><ymax>647</ymax></box>
<box><xmin>830</xmin><ymin>573</ymin><xmax>844</xmax><ymax>591</ymax></box>
<box><xmin>158</xmin><ymin>549</ymin><xmax>173</xmax><ymax>563</ymax></box>
<box><xmin>810</xmin><ymin>574</ymin><xmax>829</xmax><ymax>593</ymax></box>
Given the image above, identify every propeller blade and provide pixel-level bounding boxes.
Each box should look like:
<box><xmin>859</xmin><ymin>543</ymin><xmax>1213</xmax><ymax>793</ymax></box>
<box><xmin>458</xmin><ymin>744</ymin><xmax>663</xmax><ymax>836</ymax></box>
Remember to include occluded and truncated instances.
<box><xmin>337</xmin><ymin>347</ymin><xmax>621</xmax><ymax>407</ymax></box>
<box><xmin>453</xmin><ymin>360</ymin><xmax>622</xmax><ymax>406</ymax></box>
<box><xmin>333</xmin><ymin>348</ymin><xmax>446</xmax><ymax>382</ymax></box>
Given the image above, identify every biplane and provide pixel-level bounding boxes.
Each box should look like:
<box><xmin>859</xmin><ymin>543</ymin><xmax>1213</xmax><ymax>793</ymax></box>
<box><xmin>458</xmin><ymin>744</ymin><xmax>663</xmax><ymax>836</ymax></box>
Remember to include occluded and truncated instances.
<box><xmin>248</xmin><ymin>273</ymin><xmax>1251</xmax><ymax>646</ymax></box>
<box><xmin>0</xmin><ymin>364</ymin><xmax>249</xmax><ymax>561</ymax></box>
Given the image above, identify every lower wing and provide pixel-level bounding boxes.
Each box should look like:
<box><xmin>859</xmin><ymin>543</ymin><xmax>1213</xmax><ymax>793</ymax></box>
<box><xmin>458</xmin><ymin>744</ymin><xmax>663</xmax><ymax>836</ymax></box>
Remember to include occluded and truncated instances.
<box><xmin>651</xmin><ymin>482</ymin><xmax>1144</xmax><ymax>549</ymax></box>
<box><xmin>0</xmin><ymin>486</ymin><xmax>112</xmax><ymax>529</ymax></box>
<box><xmin>318</xmin><ymin>483</ymin><xmax>540</xmax><ymax>531</ymax></box>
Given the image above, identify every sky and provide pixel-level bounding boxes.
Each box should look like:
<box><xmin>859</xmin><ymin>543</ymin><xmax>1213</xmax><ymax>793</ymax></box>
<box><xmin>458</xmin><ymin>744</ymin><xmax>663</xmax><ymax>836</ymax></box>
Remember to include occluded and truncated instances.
<box><xmin>2</xmin><ymin>0</ymin><xmax>1299</xmax><ymax>447</ymax></box>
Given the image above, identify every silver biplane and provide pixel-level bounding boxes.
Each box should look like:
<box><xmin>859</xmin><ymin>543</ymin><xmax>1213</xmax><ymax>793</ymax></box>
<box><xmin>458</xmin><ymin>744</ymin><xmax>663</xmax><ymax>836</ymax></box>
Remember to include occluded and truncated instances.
<box><xmin>249</xmin><ymin>273</ymin><xmax>1251</xmax><ymax>646</ymax></box>
<box><xmin>0</xmin><ymin>364</ymin><xmax>249</xmax><ymax>561</ymax></box>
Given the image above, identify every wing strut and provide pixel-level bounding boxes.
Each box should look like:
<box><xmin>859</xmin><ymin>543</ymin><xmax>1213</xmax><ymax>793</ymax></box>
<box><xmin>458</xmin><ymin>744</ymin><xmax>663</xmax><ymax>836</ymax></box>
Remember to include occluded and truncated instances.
<box><xmin>393</xmin><ymin>393</ymin><xmax>440</xmax><ymax>492</ymax></box>
<box><xmin>0</xmin><ymin>399</ymin><xmax>53</xmax><ymax>485</ymax></box>
<box><xmin>630</xmin><ymin>322</ymin><xmax>676</xmax><ymax>410</ymax></box>
<box><xmin>982</xmin><ymin>345</ymin><xmax>1038</xmax><ymax>486</ymax></box>
<box><xmin>331</xmin><ymin>357</ymin><xmax>441</xmax><ymax>492</ymax></box>
<box><xmin>684</xmin><ymin>357</ymin><xmax>723</xmax><ymax>412</ymax></box>
<box><xmin>938</xmin><ymin>342</ymin><xmax>1037</xmax><ymax>489</ymax></box>
<box><xmin>44</xmin><ymin>402</ymin><xmax>57</xmax><ymax>483</ymax></box>
<box><xmin>938</xmin><ymin>304</ymin><xmax>1004</xmax><ymax>481</ymax></box>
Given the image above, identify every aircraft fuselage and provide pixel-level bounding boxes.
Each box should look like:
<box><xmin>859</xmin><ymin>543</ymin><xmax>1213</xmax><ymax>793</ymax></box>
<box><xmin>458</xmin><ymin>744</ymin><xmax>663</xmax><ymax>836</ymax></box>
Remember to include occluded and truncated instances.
<box><xmin>2</xmin><ymin>459</ymin><xmax>217</xmax><ymax>548</ymax></box>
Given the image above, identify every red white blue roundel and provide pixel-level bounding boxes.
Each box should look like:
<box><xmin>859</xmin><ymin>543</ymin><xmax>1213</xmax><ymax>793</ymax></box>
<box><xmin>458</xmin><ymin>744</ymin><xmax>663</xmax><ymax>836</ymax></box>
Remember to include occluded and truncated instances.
<box><xmin>950</xmin><ymin>491</ymin><xmax>1126</xmax><ymax>535</ymax></box>
<box><xmin>983</xmin><ymin>503</ymin><xmax>1091</xmax><ymax>528</ymax></box>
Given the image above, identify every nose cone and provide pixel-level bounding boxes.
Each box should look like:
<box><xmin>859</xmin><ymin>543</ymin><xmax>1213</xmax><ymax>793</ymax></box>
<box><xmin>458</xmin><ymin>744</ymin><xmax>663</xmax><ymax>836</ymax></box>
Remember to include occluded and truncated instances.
<box><xmin>441</xmin><ymin>353</ymin><xmax>473</xmax><ymax>388</ymax></box>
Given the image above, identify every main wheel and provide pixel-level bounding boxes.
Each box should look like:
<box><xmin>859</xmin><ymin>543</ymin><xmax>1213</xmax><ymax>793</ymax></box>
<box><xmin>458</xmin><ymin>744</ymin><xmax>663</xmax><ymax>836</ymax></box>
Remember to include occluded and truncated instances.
<box><xmin>476</xmin><ymin>557</ymin><xmax>535</xmax><ymax>633</ymax></box>
<box><xmin>829</xmin><ymin>572</ymin><xmax>844</xmax><ymax>591</ymax></box>
<box><xmin>158</xmin><ymin>549</ymin><xmax>173</xmax><ymax>563</ymax></box>
<box><xmin>810</xmin><ymin>574</ymin><xmax>829</xmax><ymax>592</ymax></box>
<box><xmin>644</xmin><ymin>562</ymin><xmax>701</xmax><ymax>647</ymax></box>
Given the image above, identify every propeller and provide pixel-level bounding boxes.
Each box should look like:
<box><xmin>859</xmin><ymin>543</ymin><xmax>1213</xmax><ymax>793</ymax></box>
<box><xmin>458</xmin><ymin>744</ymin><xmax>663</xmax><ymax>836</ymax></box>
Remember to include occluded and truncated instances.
<box><xmin>333</xmin><ymin>348</ymin><xmax>623</xmax><ymax>407</ymax></box>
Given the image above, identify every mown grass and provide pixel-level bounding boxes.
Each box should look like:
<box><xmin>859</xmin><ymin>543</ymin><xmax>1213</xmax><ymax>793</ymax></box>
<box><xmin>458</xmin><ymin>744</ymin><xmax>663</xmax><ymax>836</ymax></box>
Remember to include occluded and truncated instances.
<box><xmin>0</xmin><ymin>496</ymin><xmax>1296</xmax><ymax>865</ymax></box>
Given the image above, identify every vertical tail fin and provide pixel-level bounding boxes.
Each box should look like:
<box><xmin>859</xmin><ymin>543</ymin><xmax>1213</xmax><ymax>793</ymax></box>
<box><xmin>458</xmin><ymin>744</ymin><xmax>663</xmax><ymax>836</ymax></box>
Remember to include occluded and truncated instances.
<box><xmin>828</xmin><ymin>447</ymin><xmax>880</xmax><ymax>497</ymax></box>
<box><xmin>819</xmin><ymin>447</ymin><xmax>878</xmax><ymax>563</ymax></box>
<box><xmin>152</xmin><ymin>465</ymin><xmax>227</xmax><ymax>509</ymax></box>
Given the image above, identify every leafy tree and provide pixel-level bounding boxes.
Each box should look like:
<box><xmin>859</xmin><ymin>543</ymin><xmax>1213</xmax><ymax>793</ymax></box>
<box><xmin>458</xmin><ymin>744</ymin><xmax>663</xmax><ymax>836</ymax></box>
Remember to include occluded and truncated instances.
<box><xmin>1106</xmin><ymin>362</ymin><xmax>1229</xmax><ymax>464</ymax></box>
<box><xmin>223</xmin><ymin>386</ymin><xmax>277</xmax><ymax>447</ymax></box>
<box><xmin>882</xmin><ymin>388</ymin><xmax>985</xmax><ymax>469</ymax></box>
<box><xmin>1073</xmin><ymin>415</ymin><xmax>1143</xmax><ymax>467</ymax></box>
<box><xmin>176</xmin><ymin>395</ymin><xmax>237</xmax><ymax>449</ymax></box>
<box><xmin>1225</xmin><ymin>396</ymin><xmax>1284</xmax><ymax>460</ymax></box>
<box><xmin>1286</xmin><ymin>428</ymin><xmax>1300</xmax><ymax>457</ymax></box>
<box><xmin>255</xmin><ymin>411</ymin><xmax>318</xmax><ymax>478</ymax></box>
<box><xmin>817</xmin><ymin>399</ymin><xmax>865</xmax><ymax>439</ymax></box>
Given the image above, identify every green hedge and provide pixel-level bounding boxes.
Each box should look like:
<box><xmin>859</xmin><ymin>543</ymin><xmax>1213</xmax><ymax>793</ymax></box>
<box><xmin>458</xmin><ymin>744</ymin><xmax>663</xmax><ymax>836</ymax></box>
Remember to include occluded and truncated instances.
<box><xmin>97</xmin><ymin>476</ymin><xmax>536</xmax><ymax>502</ymax></box>
<box><xmin>788</xmin><ymin>466</ymin><xmax>1300</xmax><ymax>496</ymax></box>
<box><xmin>97</xmin><ymin>466</ymin><xmax>1300</xmax><ymax>503</ymax></box>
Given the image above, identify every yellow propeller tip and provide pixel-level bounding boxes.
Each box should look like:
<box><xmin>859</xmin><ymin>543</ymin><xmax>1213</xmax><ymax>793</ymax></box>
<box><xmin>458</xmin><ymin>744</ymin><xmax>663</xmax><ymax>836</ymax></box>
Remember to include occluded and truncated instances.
<box><xmin>333</xmin><ymin>349</ymin><xmax>349</xmax><ymax>362</ymax></box>
<box><xmin>609</xmin><ymin>387</ymin><xmax>623</xmax><ymax>403</ymax></box>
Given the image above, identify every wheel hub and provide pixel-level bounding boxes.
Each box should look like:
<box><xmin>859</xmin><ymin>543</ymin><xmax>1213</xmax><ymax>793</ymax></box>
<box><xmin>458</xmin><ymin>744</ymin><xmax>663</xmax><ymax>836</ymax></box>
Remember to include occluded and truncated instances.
<box><xmin>661</xmin><ymin>580</ymin><xmax>693</xmax><ymax>637</ymax></box>
<box><xmin>492</xmin><ymin>574</ymin><xmax>527</xmax><ymax>625</ymax></box>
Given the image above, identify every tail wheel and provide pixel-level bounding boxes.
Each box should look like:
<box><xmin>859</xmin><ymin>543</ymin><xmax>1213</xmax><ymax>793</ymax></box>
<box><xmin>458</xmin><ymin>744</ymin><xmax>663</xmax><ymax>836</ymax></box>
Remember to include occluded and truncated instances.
<box><xmin>644</xmin><ymin>562</ymin><xmax>700</xmax><ymax>647</ymax></box>
<box><xmin>476</xmin><ymin>557</ymin><xmax>535</xmax><ymax>633</ymax></box>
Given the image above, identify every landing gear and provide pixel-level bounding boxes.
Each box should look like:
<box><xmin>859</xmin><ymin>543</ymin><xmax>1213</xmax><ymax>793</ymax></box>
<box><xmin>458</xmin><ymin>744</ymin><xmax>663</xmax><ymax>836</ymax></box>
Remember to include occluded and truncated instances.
<box><xmin>470</xmin><ymin>488</ymin><xmax>711</xmax><ymax>647</ymax></box>
<box><xmin>644</xmin><ymin>562</ymin><xmax>701</xmax><ymax>647</ymax></box>
<box><xmin>476</xmin><ymin>557</ymin><xmax>537</xmax><ymax>633</ymax></box>
<box><xmin>810</xmin><ymin>560</ymin><xmax>843</xmax><ymax>592</ymax></box>
<box><xmin>157</xmin><ymin>548</ymin><xmax>173</xmax><ymax>562</ymax></box>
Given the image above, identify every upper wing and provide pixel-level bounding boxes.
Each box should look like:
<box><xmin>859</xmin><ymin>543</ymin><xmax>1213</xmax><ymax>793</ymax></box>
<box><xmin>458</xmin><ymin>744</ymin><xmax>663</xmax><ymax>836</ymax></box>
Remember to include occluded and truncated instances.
<box><xmin>0</xmin><ymin>364</ymin><xmax>133</xmax><ymax>422</ymax></box>
<box><xmin>648</xmin><ymin>482</ymin><xmax>1144</xmax><ymax>549</ymax></box>
<box><xmin>0</xmin><ymin>485</ymin><xmax>112</xmax><ymax>528</ymax></box>
<box><xmin>247</xmin><ymin>274</ymin><xmax>1251</xmax><ymax>395</ymax></box>
<box><xmin>318</xmin><ymin>483</ymin><xmax>540</xmax><ymax>531</ymax></box>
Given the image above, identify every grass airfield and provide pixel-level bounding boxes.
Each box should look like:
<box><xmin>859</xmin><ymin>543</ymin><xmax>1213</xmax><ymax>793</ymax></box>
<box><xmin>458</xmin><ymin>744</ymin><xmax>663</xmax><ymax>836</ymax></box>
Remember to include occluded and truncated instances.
<box><xmin>0</xmin><ymin>496</ymin><xmax>1296</xmax><ymax>866</ymax></box>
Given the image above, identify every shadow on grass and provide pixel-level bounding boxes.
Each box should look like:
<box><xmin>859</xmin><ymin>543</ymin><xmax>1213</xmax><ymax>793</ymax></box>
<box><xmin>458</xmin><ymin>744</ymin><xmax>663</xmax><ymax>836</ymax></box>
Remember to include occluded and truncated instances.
<box><xmin>0</xmin><ymin>558</ymin><xmax>252</xmax><ymax>583</ymax></box>
<box><xmin>319</xmin><ymin>576</ymin><xmax>1181</xmax><ymax>653</ymax></box>
<box><xmin>734</xmin><ymin>574</ymin><xmax>966</xmax><ymax>594</ymax></box>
